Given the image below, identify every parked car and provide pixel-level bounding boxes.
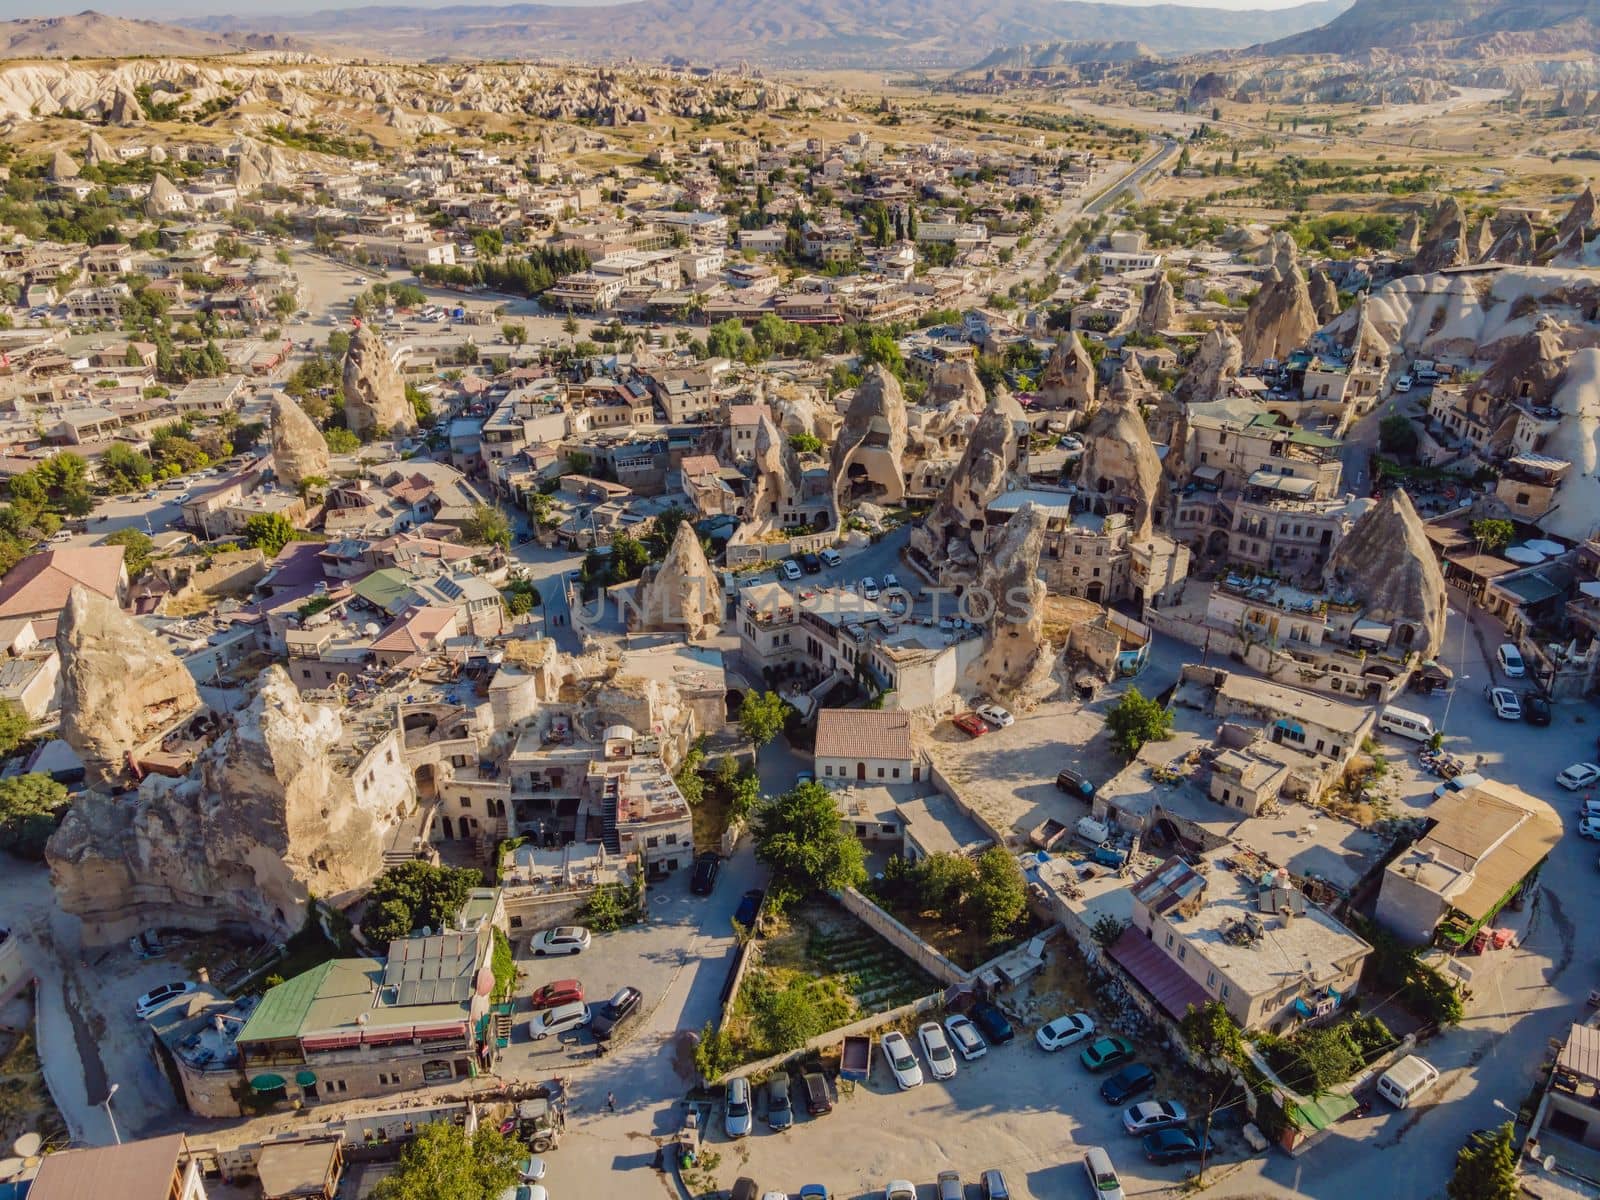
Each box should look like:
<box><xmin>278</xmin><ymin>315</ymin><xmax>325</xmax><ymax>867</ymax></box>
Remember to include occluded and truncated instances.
<box><xmin>883</xmin><ymin>572</ymin><xmax>900</xmax><ymax>589</ymax></box>
<box><xmin>979</xmin><ymin>1168</ymin><xmax>1012</xmax><ymax>1199</ymax></box>
<box><xmin>1578</xmin><ymin>816</ymin><xmax>1600</xmax><ymax>839</ymax></box>
<box><xmin>589</xmin><ymin>986</ymin><xmax>643</xmax><ymax>1041</ymax></box>
<box><xmin>881</xmin><ymin>1030</ymin><xmax>925</xmax><ymax>1090</ymax></box>
<box><xmin>515</xmin><ymin>1157</ymin><xmax>546</xmax><ymax>1181</ymax></box>
<box><xmin>1497</xmin><ymin>643</ymin><xmax>1526</xmax><ymax>677</ymax></box>
<box><xmin>1394</xmin><ymin>375</ymin><xmax>1413</xmax><ymax>392</ymax></box>
<box><xmin>861</xmin><ymin>577</ymin><xmax>881</xmax><ymax>600</ymax></box>
<box><xmin>1080</xmin><ymin>1036</ymin><xmax>1135</xmax><ymax>1072</ymax></box>
<box><xmin>780</xmin><ymin>559</ymin><xmax>803</xmax><ymax>581</ymax></box>
<box><xmin>530</xmin><ymin>926</ymin><xmax>591</xmax><ymax>956</ymax></box>
<box><xmin>1142</xmin><ymin>1128</ymin><xmax>1214</xmax><ymax>1165</ymax></box>
<box><xmin>1100</xmin><ymin>1063</ymin><xmax>1157</xmax><ymax>1105</ymax></box>
<box><xmin>1557</xmin><ymin>762</ymin><xmax>1600</xmax><ymax>791</ymax></box>
<box><xmin>800</xmin><ymin>552</ymin><xmax>822</xmax><ymax>575</ymax></box>
<box><xmin>734</xmin><ymin>889</ymin><xmax>764</xmax><ymax>928</ymax></box>
<box><xmin>937</xmin><ymin>1171</ymin><xmax>964</xmax><ymax>1200</ymax></box>
<box><xmin>1488</xmin><ymin>687</ymin><xmax>1522</xmax><ymax>720</ymax></box>
<box><xmin>798</xmin><ymin>1188</ymin><xmax>829</xmax><ymax>1200</ymax></box>
<box><xmin>1523</xmin><ymin>692</ymin><xmax>1552</xmax><ymax>726</ymax></box>
<box><xmin>134</xmin><ymin>980</ymin><xmax>195</xmax><ymax>1018</ymax></box>
<box><xmin>976</xmin><ymin>703</ymin><xmax>1014</xmax><ymax>728</ymax></box>
<box><xmin>690</xmin><ymin>852</ymin><xmax>721</xmax><ymax>895</ymax></box>
<box><xmin>801</xmin><ymin>1070</ymin><xmax>832</xmax><ymax>1114</ymax></box>
<box><xmin>819</xmin><ymin>548</ymin><xmax>842</xmax><ymax>567</ymax></box>
<box><xmin>1082</xmin><ymin>1147</ymin><xmax>1124</xmax><ymax>1200</ymax></box>
<box><xmin>729</xmin><ymin>1179</ymin><xmax>760</xmax><ymax>1200</ymax></box>
<box><xmin>531</xmin><ymin>1001</ymin><xmax>590</xmax><ymax>1040</ymax></box>
<box><xmin>1055</xmin><ymin>767</ymin><xmax>1096</xmax><ymax>799</ymax></box>
<box><xmin>884</xmin><ymin>1182</ymin><xmax>917</xmax><ymax>1200</ymax></box>
<box><xmin>1036</xmin><ymin>1013</ymin><xmax>1096</xmax><ymax>1052</ymax></box>
<box><xmin>969</xmin><ymin>1001</ymin><xmax>1015</xmax><ymax>1044</ymax></box>
<box><xmin>528</xmin><ymin>979</ymin><xmax>583</xmax><ymax>1010</ymax></box>
<box><xmin>945</xmin><ymin>1013</ymin><xmax>988</xmax><ymax>1060</ymax></box>
<box><xmin>1122</xmin><ymin>1100</ymin><xmax>1187</xmax><ymax>1135</ymax></box>
<box><xmin>918</xmin><ymin>1020</ymin><xmax>958</xmax><ymax>1080</ymax></box>
<box><xmin>766</xmin><ymin>1074</ymin><xmax>794</xmax><ymax>1131</ymax></box>
<box><xmin>953</xmin><ymin>712</ymin><xmax>989</xmax><ymax>738</ymax></box>
<box><xmin>725</xmin><ymin>1076</ymin><xmax>753</xmax><ymax>1137</ymax></box>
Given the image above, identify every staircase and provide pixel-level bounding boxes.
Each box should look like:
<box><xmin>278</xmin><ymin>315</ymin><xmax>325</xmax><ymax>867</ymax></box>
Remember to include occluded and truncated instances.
<box><xmin>600</xmin><ymin>777</ymin><xmax>621</xmax><ymax>854</ymax></box>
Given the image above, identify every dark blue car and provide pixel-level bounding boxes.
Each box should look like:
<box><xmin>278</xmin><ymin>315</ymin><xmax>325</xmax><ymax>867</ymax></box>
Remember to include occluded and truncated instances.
<box><xmin>1100</xmin><ymin>1063</ymin><xmax>1156</xmax><ymax>1105</ymax></box>
<box><xmin>1142</xmin><ymin>1128</ymin><xmax>1214</xmax><ymax>1165</ymax></box>
<box><xmin>969</xmin><ymin>1001</ymin><xmax>1014</xmax><ymax>1044</ymax></box>
<box><xmin>734</xmin><ymin>889</ymin><xmax>764</xmax><ymax>928</ymax></box>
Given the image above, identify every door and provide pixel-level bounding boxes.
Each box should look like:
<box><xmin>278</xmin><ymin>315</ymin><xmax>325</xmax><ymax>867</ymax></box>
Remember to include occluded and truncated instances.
<box><xmin>857</xmin><ymin>761</ymin><xmax>866</xmax><ymax>781</ymax></box>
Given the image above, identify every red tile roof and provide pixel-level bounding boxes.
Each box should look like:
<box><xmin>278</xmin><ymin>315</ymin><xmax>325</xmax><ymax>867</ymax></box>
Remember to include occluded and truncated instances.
<box><xmin>1108</xmin><ymin>926</ymin><xmax>1210</xmax><ymax>1020</ymax></box>
<box><xmin>814</xmin><ymin>709</ymin><xmax>912</xmax><ymax>763</ymax></box>
<box><xmin>0</xmin><ymin>545</ymin><xmax>124</xmax><ymax>619</ymax></box>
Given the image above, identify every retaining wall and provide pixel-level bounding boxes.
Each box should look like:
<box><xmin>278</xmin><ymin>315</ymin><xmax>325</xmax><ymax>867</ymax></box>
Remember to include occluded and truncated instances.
<box><xmin>837</xmin><ymin>887</ymin><xmax>968</xmax><ymax>986</ymax></box>
<box><xmin>711</xmin><ymin>990</ymin><xmax>944</xmax><ymax>1087</ymax></box>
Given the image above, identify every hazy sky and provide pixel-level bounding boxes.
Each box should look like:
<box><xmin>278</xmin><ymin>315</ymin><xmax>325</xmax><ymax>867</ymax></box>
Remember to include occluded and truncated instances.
<box><xmin>0</xmin><ymin>0</ymin><xmax>1333</xmax><ymax>18</ymax></box>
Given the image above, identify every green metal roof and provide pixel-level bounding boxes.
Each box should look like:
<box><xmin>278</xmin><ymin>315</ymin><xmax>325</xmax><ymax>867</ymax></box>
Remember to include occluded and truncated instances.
<box><xmin>1288</xmin><ymin>1092</ymin><xmax>1358</xmax><ymax>1131</ymax></box>
<box><xmin>351</xmin><ymin>568</ymin><xmax>417</xmax><ymax>614</ymax></box>
<box><xmin>238</xmin><ymin>960</ymin><xmax>338</xmax><ymax>1044</ymax></box>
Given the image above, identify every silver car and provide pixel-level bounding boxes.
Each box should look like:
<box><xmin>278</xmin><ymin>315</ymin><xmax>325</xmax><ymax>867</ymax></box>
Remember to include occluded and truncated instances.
<box><xmin>725</xmin><ymin>1075</ymin><xmax>753</xmax><ymax>1138</ymax></box>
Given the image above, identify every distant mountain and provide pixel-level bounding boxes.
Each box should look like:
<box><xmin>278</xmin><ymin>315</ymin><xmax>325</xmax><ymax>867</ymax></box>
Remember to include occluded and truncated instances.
<box><xmin>183</xmin><ymin>0</ymin><xmax>1355</xmax><ymax>66</ymax></box>
<box><xmin>0</xmin><ymin>11</ymin><xmax>249</xmax><ymax>59</ymax></box>
<box><xmin>1264</xmin><ymin>0</ymin><xmax>1600</xmax><ymax>55</ymax></box>
<box><xmin>966</xmin><ymin>41</ymin><xmax>1158</xmax><ymax>72</ymax></box>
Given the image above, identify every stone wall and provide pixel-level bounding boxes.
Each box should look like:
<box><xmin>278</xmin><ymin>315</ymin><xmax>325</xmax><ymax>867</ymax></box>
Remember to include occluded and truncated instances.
<box><xmin>710</xmin><ymin>990</ymin><xmax>944</xmax><ymax>1087</ymax></box>
<box><xmin>724</xmin><ymin>530</ymin><xmax>835</xmax><ymax>567</ymax></box>
<box><xmin>837</xmin><ymin>886</ymin><xmax>969</xmax><ymax>986</ymax></box>
<box><xmin>152</xmin><ymin>548</ymin><xmax>268</xmax><ymax>601</ymax></box>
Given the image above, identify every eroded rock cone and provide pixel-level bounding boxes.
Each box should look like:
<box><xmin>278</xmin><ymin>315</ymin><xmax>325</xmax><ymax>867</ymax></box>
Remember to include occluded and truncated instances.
<box><xmin>1323</xmin><ymin>489</ymin><xmax>1447</xmax><ymax>658</ymax></box>
<box><xmin>56</xmin><ymin>585</ymin><xmax>201</xmax><ymax>785</ymax></box>
<box><xmin>1485</xmin><ymin>214</ymin><xmax>1536</xmax><ymax>265</ymax></box>
<box><xmin>84</xmin><ymin>130</ymin><xmax>113</xmax><ymax>167</ymax></box>
<box><xmin>909</xmin><ymin>387</ymin><xmax>1025</xmax><ymax>584</ymax></box>
<box><xmin>342</xmin><ymin>323</ymin><xmax>415</xmax><ymax>438</ymax></box>
<box><xmin>1076</xmin><ymin>381</ymin><xmax>1164</xmax><ymax>540</ymax></box>
<box><xmin>1414</xmin><ymin>197</ymin><xmax>1470</xmax><ymax>273</ymax></box>
<box><xmin>1136</xmin><ymin>274</ymin><xmax>1176</xmax><ymax>335</ymax></box>
<box><xmin>633</xmin><ymin>520</ymin><xmax>719</xmax><ymax>639</ymax></box>
<box><xmin>145</xmin><ymin>172</ymin><xmax>187</xmax><ymax>217</ymax></box>
<box><xmin>1309</xmin><ymin>269</ymin><xmax>1339</xmax><ymax>325</ymax></box>
<box><xmin>1035</xmin><ymin>331</ymin><xmax>1096</xmax><ymax>415</ymax></box>
<box><xmin>49</xmin><ymin>149</ymin><xmax>79</xmax><ymax>180</ymax></box>
<box><xmin>1241</xmin><ymin>262</ymin><xmax>1318</xmax><ymax>364</ymax></box>
<box><xmin>269</xmin><ymin>392</ymin><xmax>331</xmax><ymax>490</ymax></box>
<box><xmin>1174</xmin><ymin>323</ymin><xmax>1243</xmax><ymax>405</ymax></box>
<box><xmin>830</xmin><ymin>364</ymin><xmax>908</xmax><ymax>507</ymax></box>
<box><xmin>964</xmin><ymin>503</ymin><xmax>1055</xmax><ymax>702</ymax></box>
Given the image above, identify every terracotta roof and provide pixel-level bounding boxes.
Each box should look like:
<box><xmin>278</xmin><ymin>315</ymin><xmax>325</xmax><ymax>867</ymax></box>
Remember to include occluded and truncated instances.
<box><xmin>680</xmin><ymin>454</ymin><xmax>721</xmax><ymax>477</ymax></box>
<box><xmin>814</xmin><ymin>709</ymin><xmax>912</xmax><ymax>763</ymax></box>
<box><xmin>1108</xmin><ymin>925</ymin><xmax>1210</xmax><ymax>1020</ymax></box>
<box><xmin>372</xmin><ymin>605</ymin><xmax>458</xmax><ymax>654</ymax></box>
<box><xmin>0</xmin><ymin>545</ymin><xmax>124</xmax><ymax>619</ymax></box>
<box><xmin>29</xmin><ymin>1134</ymin><xmax>187</xmax><ymax>1200</ymax></box>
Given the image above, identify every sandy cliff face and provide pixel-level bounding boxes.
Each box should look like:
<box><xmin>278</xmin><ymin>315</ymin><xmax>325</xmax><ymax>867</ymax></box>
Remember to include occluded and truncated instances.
<box><xmin>343</xmin><ymin>324</ymin><xmax>415</xmax><ymax>438</ymax></box>
<box><xmin>964</xmin><ymin>503</ymin><xmax>1056</xmax><ymax>703</ymax></box>
<box><xmin>633</xmin><ymin>521</ymin><xmax>719</xmax><ymax>639</ymax></box>
<box><xmin>269</xmin><ymin>392</ymin><xmax>331</xmax><ymax>489</ymax></box>
<box><xmin>909</xmin><ymin>388</ymin><xmax>1026</xmax><ymax>584</ymax></box>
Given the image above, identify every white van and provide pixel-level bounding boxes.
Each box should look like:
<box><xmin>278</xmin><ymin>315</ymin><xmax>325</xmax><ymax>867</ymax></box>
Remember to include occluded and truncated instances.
<box><xmin>1496</xmin><ymin>643</ymin><xmax>1526</xmax><ymax>678</ymax></box>
<box><xmin>1376</xmin><ymin>1054</ymin><xmax>1440</xmax><ymax>1109</ymax></box>
<box><xmin>1378</xmin><ymin>706</ymin><xmax>1435</xmax><ymax>742</ymax></box>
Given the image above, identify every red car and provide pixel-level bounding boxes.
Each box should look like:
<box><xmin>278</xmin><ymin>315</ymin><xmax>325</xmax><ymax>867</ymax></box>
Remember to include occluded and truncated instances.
<box><xmin>953</xmin><ymin>712</ymin><xmax>989</xmax><ymax>738</ymax></box>
<box><xmin>529</xmin><ymin>979</ymin><xmax>583</xmax><ymax>1010</ymax></box>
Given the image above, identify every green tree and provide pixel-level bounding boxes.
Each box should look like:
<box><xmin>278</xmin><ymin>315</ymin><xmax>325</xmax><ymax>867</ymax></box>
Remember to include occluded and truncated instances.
<box><xmin>967</xmin><ymin>846</ymin><xmax>1026</xmax><ymax>938</ymax></box>
<box><xmin>0</xmin><ymin>773</ymin><xmax>68</xmax><ymax>859</ymax></box>
<box><xmin>755</xmin><ymin>979</ymin><xmax>826</xmax><ymax>1051</ymax></box>
<box><xmin>324</xmin><ymin>427</ymin><xmax>361</xmax><ymax>454</ymax></box>
<box><xmin>370</xmin><ymin>1121</ymin><xmax>520</xmax><ymax>1200</ymax></box>
<box><xmin>738</xmin><ymin>690</ymin><xmax>789</xmax><ymax>748</ymax></box>
<box><xmin>1379</xmin><ymin>412</ymin><xmax>1418</xmax><ymax>456</ymax></box>
<box><xmin>463</xmin><ymin>504</ymin><xmax>511</xmax><ymax>550</ymax></box>
<box><xmin>788</xmin><ymin>432</ymin><xmax>824</xmax><ymax>454</ymax></box>
<box><xmin>0</xmin><ymin>699</ymin><xmax>32</xmax><ymax>758</ymax></box>
<box><xmin>912</xmin><ymin>851</ymin><xmax>978</xmax><ymax>912</ymax></box>
<box><xmin>242</xmin><ymin>512</ymin><xmax>297</xmax><ymax>556</ymax></box>
<box><xmin>405</xmin><ymin>384</ymin><xmax>434</xmax><ymax>427</ymax></box>
<box><xmin>607</xmin><ymin>532</ymin><xmax>650</xmax><ymax>582</ymax></box>
<box><xmin>103</xmin><ymin>528</ymin><xmax>154</xmax><ymax>579</ymax></box>
<box><xmin>501</xmin><ymin>322</ymin><xmax>528</xmax><ymax>346</ymax></box>
<box><xmin>362</xmin><ymin>861</ymin><xmax>482</xmax><ymax>948</ymax></box>
<box><xmin>1106</xmin><ymin>687</ymin><xmax>1173</xmax><ymax>759</ymax></box>
<box><xmin>1448</xmin><ymin>1121</ymin><xmax>1518</xmax><ymax>1200</ymax></box>
<box><xmin>1469</xmin><ymin>518</ymin><xmax>1514</xmax><ymax>552</ymax></box>
<box><xmin>754</xmin><ymin>780</ymin><xmax>867</xmax><ymax>907</ymax></box>
<box><xmin>565</xmin><ymin>450</ymin><xmax>592</xmax><ymax>475</ymax></box>
<box><xmin>98</xmin><ymin>442</ymin><xmax>154</xmax><ymax>492</ymax></box>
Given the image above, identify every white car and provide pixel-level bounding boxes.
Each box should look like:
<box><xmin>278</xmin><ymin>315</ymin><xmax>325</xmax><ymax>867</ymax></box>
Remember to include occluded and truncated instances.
<box><xmin>1394</xmin><ymin>375</ymin><xmax>1413</xmax><ymax>392</ymax></box>
<box><xmin>134</xmin><ymin>980</ymin><xmax>195</xmax><ymax>1018</ymax></box>
<box><xmin>780</xmin><ymin>559</ymin><xmax>803</xmax><ymax>581</ymax></box>
<box><xmin>861</xmin><ymin>577</ymin><xmax>881</xmax><ymax>600</ymax></box>
<box><xmin>885</xmin><ymin>1183</ymin><xmax>917</xmax><ymax>1200</ymax></box>
<box><xmin>516</xmin><ymin>1157</ymin><xmax>547</xmax><ymax>1181</ymax></box>
<box><xmin>881</xmin><ymin>1030</ymin><xmax>924</xmax><ymax>1090</ymax></box>
<box><xmin>883</xmin><ymin>572</ymin><xmax>900</xmax><ymax>589</ymax></box>
<box><xmin>725</xmin><ymin>1075</ymin><xmax>753</xmax><ymax>1138</ymax></box>
<box><xmin>944</xmin><ymin>1013</ymin><xmax>987</xmax><ymax>1060</ymax></box>
<box><xmin>1122</xmin><ymin>1099</ymin><xmax>1188</xmax><ymax>1135</ymax></box>
<box><xmin>1557</xmin><ymin>762</ymin><xmax>1600</xmax><ymax>791</ymax></box>
<box><xmin>530</xmin><ymin>925</ymin><xmax>591</xmax><ymax>956</ymax></box>
<box><xmin>1083</xmin><ymin>1148</ymin><xmax>1124</xmax><ymax>1200</ymax></box>
<box><xmin>1035</xmin><ymin>1012</ymin><xmax>1096</xmax><ymax>1052</ymax></box>
<box><xmin>819</xmin><ymin>548</ymin><xmax>842</xmax><ymax>567</ymax></box>
<box><xmin>1577</xmin><ymin>816</ymin><xmax>1600</xmax><ymax>840</ymax></box>
<box><xmin>976</xmin><ymin>703</ymin><xmax>1014</xmax><ymax>728</ymax></box>
<box><xmin>917</xmin><ymin>1020</ymin><xmax>958</xmax><ymax>1080</ymax></box>
<box><xmin>1488</xmin><ymin>687</ymin><xmax>1522</xmax><ymax>721</ymax></box>
<box><xmin>530</xmin><ymin>1001</ymin><xmax>590</xmax><ymax>1041</ymax></box>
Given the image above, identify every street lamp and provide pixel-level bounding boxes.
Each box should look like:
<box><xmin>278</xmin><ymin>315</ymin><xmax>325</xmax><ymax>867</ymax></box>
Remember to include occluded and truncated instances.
<box><xmin>100</xmin><ymin>1083</ymin><xmax>121</xmax><ymax>1145</ymax></box>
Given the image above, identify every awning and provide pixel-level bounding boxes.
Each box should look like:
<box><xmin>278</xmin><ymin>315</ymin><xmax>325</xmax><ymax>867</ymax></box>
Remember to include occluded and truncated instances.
<box><xmin>1275</xmin><ymin>718</ymin><xmax>1304</xmax><ymax>735</ymax></box>
<box><xmin>1107</xmin><ymin>927</ymin><xmax>1209</xmax><ymax>1020</ymax></box>
<box><xmin>294</xmin><ymin>1070</ymin><xmax>317</xmax><ymax>1087</ymax></box>
<box><xmin>1248</xmin><ymin>470</ymin><xmax>1317</xmax><ymax>497</ymax></box>
<box><xmin>250</xmin><ymin>1073</ymin><xmax>287</xmax><ymax>1092</ymax></box>
<box><xmin>1350</xmin><ymin>618</ymin><xmax>1392</xmax><ymax>644</ymax></box>
<box><xmin>1581</xmin><ymin>581</ymin><xmax>1600</xmax><ymax>599</ymax></box>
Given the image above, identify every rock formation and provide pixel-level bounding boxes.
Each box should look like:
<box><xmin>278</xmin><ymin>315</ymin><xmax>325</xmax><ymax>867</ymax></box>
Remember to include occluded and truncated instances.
<box><xmin>1075</xmin><ymin>379</ymin><xmax>1164</xmax><ymax>540</ymax></box>
<box><xmin>1471</xmin><ymin>316</ymin><xmax>1569</xmax><ymax>415</ymax></box>
<box><xmin>1240</xmin><ymin>262</ymin><xmax>1318</xmax><ymax>364</ymax></box>
<box><xmin>1174</xmin><ymin>323</ymin><xmax>1244</xmax><ymax>405</ymax></box>
<box><xmin>56</xmin><ymin>586</ymin><xmax>202</xmax><ymax>786</ymax></box>
<box><xmin>342</xmin><ymin>324</ymin><xmax>414</xmax><ymax>438</ymax></box>
<box><xmin>148</xmin><ymin>143</ymin><xmax>168</xmax><ymax>164</ymax></box>
<box><xmin>1470</xmin><ymin>216</ymin><xmax>1494</xmax><ymax>262</ymax></box>
<box><xmin>747</xmin><ymin>408</ymin><xmax>810</xmax><ymax>527</ymax></box>
<box><xmin>48</xmin><ymin>148</ymin><xmax>78</xmax><ymax>180</ymax></box>
<box><xmin>1483</xmin><ymin>215</ymin><xmax>1535</xmax><ymax>265</ymax></box>
<box><xmin>1413</xmin><ymin>197</ymin><xmax>1470</xmax><ymax>273</ymax></box>
<box><xmin>1034</xmin><ymin>331</ymin><xmax>1097</xmax><ymax>416</ymax></box>
<box><xmin>1547</xmin><ymin>185</ymin><xmax>1598</xmax><ymax>265</ymax></box>
<box><xmin>1322</xmin><ymin>489</ymin><xmax>1447</xmax><ymax>658</ymax></box>
<box><xmin>907</xmin><ymin>359</ymin><xmax>987</xmax><ymax>454</ymax></box>
<box><xmin>269</xmin><ymin>392</ymin><xmax>331</xmax><ymax>490</ymax></box>
<box><xmin>83</xmin><ymin>130</ymin><xmax>113</xmax><ymax>167</ymax></box>
<box><xmin>909</xmin><ymin>388</ymin><xmax>1025</xmax><ymax>584</ymax></box>
<box><xmin>144</xmin><ymin>172</ymin><xmax>187</xmax><ymax>217</ymax></box>
<box><xmin>829</xmin><ymin>365</ymin><xmax>907</xmax><ymax>507</ymax></box>
<box><xmin>631</xmin><ymin>520</ymin><xmax>719</xmax><ymax>639</ymax></box>
<box><xmin>1136</xmin><ymin>274</ymin><xmax>1176</xmax><ymax>335</ymax></box>
<box><xmin>106</xmin><ymin>83</ymin><xmax>144</xmax><ymax>125</ymax></box>
<box><xmin>48</xmin><ymin>666</ymin><xmax>417</xmax><ymax>943</ymax></box>
<box><xmin>1395</xmin><ymin>214</ymin><xmax>1421</xmax><ymax>257</ymax></box>
<box><xmin>1309</xmin><ymin>269</ymin><xmax>1339</xmax><ymax>324</ymax></box>
<box><xmin>964</xmin><ymin>503</ymin><xmax>1055</xmax><ymax>703</ymax></box>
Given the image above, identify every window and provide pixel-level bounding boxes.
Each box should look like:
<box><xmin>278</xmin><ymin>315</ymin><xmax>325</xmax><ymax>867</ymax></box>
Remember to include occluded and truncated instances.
<box><xmin>1177</xmin><ymin>944</ymin><xmax>1187</xmax><ymax>961</ymax></box>
<box><xmin>1207</xmin><ymin>970</ymin><xmax>1216</xmax><ymax>989</ymax></box>
<box><xmin>301</xmin><ymin>669</ymin><xmax>311</xmax><ymax>679</ymax></box>
<box><xmin>665</xmin><ymin>833</ymin><xmax>678</xmax><ymax>845</ymax></box>
<box><xmin>460</xmin><ymin>797</ymin><xmax>471</xmax><ymax>810</ymax></box>
<box><xmin>646</xmin><ymin>836</ymin><xmax>659</xmax><ymax>848</ymax></box>
<box><xmin>892</xmin><ymin>768</ymin><xmax>901</xmax><ymax>779</ymax></box>
<box><xmin>881</xmin><ymin>823</ymin><xmax>896</xmax><ymax>835</ymax></box>
<box><xmin>823</xmin><ymin>765</ymin><xmax>833</xmax><ymax>777</ymax></box>
<box><xmin>1165</xmin><ymin>931</ymin><xmax>1174</xmax><ymax>948</ymax></box>
<box><xmin>877</xmin><ymin>767</ymin><xmax>885</xmax><ymax>778</ymax></box>
<box><xmin>1221</xmin><ymin>983</ymin><xmax>1231</xmax><ymax>998</ymax></box>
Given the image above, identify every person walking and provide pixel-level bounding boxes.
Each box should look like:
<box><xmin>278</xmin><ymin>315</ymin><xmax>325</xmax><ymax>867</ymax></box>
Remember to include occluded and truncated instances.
<box><xmin>606</xmin><ymin>1091</ymin><xmax>616</xmax><ymax>1113</ymax></box>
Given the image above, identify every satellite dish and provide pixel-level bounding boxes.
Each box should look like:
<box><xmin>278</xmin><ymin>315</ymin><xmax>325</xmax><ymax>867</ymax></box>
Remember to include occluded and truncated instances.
<box><xmin>0</xmin><ymin>1156</ymin><xmax>23</xmax><ymax>1180</ymax></box>
<box><xmin>11</xmin><ymin>1133</ymin><xmax>40</xmax><ymax>1158</ymax></box>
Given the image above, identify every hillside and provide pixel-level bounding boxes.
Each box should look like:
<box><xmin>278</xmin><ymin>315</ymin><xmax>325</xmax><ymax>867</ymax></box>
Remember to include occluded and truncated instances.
<box><xmin>0</xmin><ymin>12</ymin><xmax>250</xmax><ymax>59</ymax></box>
<box><xmin>183</xmin><ymin>0</ymin><xmax>1354</xmax><ymax>65</ymax></box>
<box><xmin>965</xmin><ymin>42</ymin><xmax>1157</xmax><ymax>72</ymax></box>
<box><xmin>1264</xmin><ymin>0</ymin><xmax>1600</xmax><ymax>55</ymax></box>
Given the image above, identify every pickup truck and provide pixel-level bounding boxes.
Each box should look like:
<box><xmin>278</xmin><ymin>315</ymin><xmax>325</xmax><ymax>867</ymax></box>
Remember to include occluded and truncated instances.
<box><xmin>840</xmin><ymin>1034</ymin><xmax>873</xmax><ymax>1083</ymax></box>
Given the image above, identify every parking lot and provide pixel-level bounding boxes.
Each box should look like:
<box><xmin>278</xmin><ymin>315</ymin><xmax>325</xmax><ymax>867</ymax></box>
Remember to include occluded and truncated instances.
<box><xmin>708</xmin><ymin>957</ymin><xmax>1235</xmax><ymax>1200</ymax></box>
